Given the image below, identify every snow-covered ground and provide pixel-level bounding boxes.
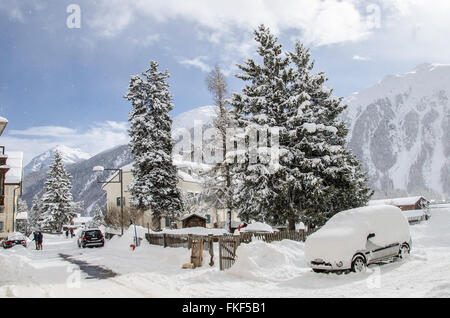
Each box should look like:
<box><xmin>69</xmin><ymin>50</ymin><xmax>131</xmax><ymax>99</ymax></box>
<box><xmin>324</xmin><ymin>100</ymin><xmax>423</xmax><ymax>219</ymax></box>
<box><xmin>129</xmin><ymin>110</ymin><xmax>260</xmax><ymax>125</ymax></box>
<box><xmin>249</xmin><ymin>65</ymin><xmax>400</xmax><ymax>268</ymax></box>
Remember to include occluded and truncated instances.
<box><xmin>1</xmin><ymin>207</ymin><xmax>449</xmax><ymax>298</ymax></box>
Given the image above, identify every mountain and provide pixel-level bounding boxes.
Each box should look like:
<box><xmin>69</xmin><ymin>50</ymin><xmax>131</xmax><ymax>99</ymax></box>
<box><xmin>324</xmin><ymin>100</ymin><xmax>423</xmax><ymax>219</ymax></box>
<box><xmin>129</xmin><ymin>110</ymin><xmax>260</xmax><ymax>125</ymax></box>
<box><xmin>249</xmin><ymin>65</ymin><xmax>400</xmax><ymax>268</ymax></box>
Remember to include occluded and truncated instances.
<box><xmin>172</xmin><ymin>105</ymin><xmax>217</xmax><ymax>132</ymax></box>
<box><xmin>343</xmin><ymin>63</ymin><xmax>450</xmax><ymax>200</ymax></box>
<box><xmin>22</xmin><ymin>144</ymin><xmax>133</xmax><ymax>215</ymax></box>
<box><xmin>24</xmin><ymin>145</ymin><xmax>91</xmax><ymax>176</ymax></box>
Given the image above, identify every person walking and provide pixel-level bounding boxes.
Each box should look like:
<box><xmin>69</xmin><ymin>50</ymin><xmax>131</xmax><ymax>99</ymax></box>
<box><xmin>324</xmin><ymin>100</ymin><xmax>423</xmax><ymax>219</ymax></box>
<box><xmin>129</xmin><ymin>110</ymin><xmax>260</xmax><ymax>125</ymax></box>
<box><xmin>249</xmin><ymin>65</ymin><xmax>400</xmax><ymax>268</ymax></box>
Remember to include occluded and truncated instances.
<box><xmin>38</xmin><ymin>231</ymin><xmax>43</xmax><ymax>250</ymax></box>
<box><xmin>65</xmin><ymin>230</ymin><xmax>69</xmax><ymax>239</ymax></box>
<box><xmin>33</xmin><ymin>231</ymin><xmax>39</xmax><ymax>250</ymax></box>
<box><xmin>70</xmin><ymin>228</ymin><xmax>74</xmax><ymax>238</ymax></box>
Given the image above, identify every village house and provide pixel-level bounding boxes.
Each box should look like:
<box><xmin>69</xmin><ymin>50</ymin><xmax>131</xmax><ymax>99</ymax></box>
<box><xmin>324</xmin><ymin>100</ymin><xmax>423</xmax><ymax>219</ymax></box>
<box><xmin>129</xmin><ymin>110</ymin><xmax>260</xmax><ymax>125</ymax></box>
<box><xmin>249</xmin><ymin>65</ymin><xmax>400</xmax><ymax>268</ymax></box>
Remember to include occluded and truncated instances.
<box><xmin>101</xmin><ymin>154</ymin><xmax>240</xmax><ymax>231</ymax></box>
<box><xmin>0</xmin><ymin>117</ymin><xmax>25</xmax><ymax>238</ymax></box>
<box><xmin>368</xmin><ymin>196</ymin><xmax>430</xmax><ymax>211</ymax></box>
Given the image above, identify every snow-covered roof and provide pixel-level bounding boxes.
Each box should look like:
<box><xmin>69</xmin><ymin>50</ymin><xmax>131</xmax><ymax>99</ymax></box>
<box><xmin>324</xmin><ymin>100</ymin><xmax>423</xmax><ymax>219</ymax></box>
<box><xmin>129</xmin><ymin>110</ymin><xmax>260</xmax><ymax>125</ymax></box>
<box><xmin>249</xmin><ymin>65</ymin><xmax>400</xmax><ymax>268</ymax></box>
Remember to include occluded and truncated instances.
<box><xmin>161</xmin><ymin>226</ymin><xmax>228</xmax><ymax>236</ymax></box>
<box><xmin>368</xmin><ymin>196</ymin><xmax>428</xmax><ymax>207</ymax></box>
<box><xmin>5</xmin><ymin>152</ymin><xmax>23</xmax><ymax>184</ymax></box>
<box><xmin>0</xmin><ymin>116</ymin><xmax>8</xmax><ymax>123</ymax></box>
<box><xmin>181</xmin><ymin>213</ymin><xmax>206</xmax><ymax>221</ymax></box>
<box><xmin>72</xmin><ymin>216</ymin><xmax>93</xmax><ymax>224</ymax></box>
<box><xmin>118</xmin><ymin>159</ymin><xmax>209</xmax><ymax>184</ymax></box>
<box><xmin>16</xmin><ymin>212</ymin><xmax>28</xmax><ymax>220</ymax></box>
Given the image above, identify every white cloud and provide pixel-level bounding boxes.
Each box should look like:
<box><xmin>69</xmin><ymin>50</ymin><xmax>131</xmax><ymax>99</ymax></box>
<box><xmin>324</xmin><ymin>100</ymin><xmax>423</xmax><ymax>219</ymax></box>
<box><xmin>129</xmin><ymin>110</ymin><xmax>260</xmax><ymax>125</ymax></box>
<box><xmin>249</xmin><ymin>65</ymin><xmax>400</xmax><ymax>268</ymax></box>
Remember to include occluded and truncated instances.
<box><xmin>178</xmin><ymin>56</ymin><xmax>212</xmax><ymax>73</ymax></box>
<box><xmin>89</xmin><ymin>0</ymin><xmax>371</xmax><ymax>46</ymax></box>
<box><xmin>8</xmin><ymin>126</ymin><xmax>77</xmax><ymax>137</ymax></box>
<box><xmin>353</xmin><ymin>55</ymin><xmax>371</xmax><ymax>61</ymax></box>
<box><xmin>3</xmin><ymin>121</ymin><xmax>129</xmax><ymax>165</ymax></box>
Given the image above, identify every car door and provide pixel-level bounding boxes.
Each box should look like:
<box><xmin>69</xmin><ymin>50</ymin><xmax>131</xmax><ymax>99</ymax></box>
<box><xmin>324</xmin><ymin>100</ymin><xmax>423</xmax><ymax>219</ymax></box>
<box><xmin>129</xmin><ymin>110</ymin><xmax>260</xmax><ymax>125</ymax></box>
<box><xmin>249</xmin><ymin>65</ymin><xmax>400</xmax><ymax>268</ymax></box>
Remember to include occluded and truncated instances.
<box><xmin>365</xmin><ymin>234</ymin><xmax>386</xmax><ymax>262</ymax></box>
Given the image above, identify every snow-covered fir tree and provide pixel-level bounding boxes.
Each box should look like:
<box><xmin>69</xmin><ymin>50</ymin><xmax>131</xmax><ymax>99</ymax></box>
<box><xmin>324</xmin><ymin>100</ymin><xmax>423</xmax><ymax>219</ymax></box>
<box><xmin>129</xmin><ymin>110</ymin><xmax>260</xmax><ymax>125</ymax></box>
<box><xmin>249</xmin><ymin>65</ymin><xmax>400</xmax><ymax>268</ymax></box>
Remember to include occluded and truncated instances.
<box><xmin>15</xmin><ymin>198</ymin><xmax>29</xmax><ymax>235</ymax></box>
<box><xmin>230</xmin><ymin>25</ymin><xmax>372</xmax><ymax>229</ymax></box>
<box><xmin>39</xmin><ymin>151</ymin><xmax>78</xmax><ymax>232</ymax></box>
<box><xmin>90</xmin><ymin>204</ymin><xmax>105</xmax><ymax>228</ymax></box>
<box><xmin>28</xmin><ymin>194</ymin><xmax>42</xmax><ymax>230</ymax></box>
<box><xmin>286</xmin><ymin>41</ymin><xmax>373</xmax><ymax>227</ymax></box>
<box><xmin>229</xmin><ymin>24</ymin><xmax>295</xmax><ymax>225</ymax></box>
<box><xmin>124</xmin><ymin>60</ymin><xmax>183</xmax><ymax>231</ymax></box>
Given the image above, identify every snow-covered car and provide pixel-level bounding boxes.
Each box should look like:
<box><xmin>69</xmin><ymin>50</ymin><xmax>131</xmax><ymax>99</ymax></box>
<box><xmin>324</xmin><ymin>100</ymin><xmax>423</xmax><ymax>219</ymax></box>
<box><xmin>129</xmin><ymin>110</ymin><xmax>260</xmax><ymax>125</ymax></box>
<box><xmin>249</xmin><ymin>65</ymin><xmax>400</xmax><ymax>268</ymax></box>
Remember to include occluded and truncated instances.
<box><xmin>2</xmin><ymin>232</ymin><xmax>28</xmax><ymax>249</ymax></box>
<box><xmin>77</xmin><ymin>228</ymin><xmax>104</xmax><ymax>248</ymax></box>
<box><xmin>305</xmin><ymin>205</ymin><xmax>412</xmax><ymax>273</ymax></box>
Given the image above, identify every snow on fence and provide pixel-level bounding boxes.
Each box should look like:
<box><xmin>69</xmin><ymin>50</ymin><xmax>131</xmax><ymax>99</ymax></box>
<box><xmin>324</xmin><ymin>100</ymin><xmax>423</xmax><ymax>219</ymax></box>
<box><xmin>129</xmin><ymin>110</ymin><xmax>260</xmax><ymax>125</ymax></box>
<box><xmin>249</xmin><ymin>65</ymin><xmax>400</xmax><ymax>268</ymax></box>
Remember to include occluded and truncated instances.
<box><xmin>144</xmin><ymin>229</ymin><xmax>317</xmax><ymax>270</ymax></box>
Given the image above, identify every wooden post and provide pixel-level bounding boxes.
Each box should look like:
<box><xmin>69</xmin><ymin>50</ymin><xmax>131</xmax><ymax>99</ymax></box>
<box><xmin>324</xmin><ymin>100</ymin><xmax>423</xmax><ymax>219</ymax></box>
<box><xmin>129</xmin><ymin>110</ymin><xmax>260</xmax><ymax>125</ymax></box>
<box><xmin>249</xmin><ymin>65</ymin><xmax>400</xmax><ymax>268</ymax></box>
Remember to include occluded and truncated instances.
<box><xmin>191</xmin><ymin>237</ymin><xmax>203</xmax><ymax>268</ymax></box>
<box><xmin>208</xmin><ymin>234</ymin><xmax>214</xmax><ymax>267</ymax></box>
<box><xmin>188</xmin><ymin>234</ymin><xmax>193</xmax><ymax>250</ymax></box>
<box><xmin>163</xmin><ymin>234</ymin><xmax>167</xmax><ymax>248</ymax></box>
<box><xmin>219</xmin><ymin>237</ymin><xmax>223</xmax><ymax>271</ymax></box>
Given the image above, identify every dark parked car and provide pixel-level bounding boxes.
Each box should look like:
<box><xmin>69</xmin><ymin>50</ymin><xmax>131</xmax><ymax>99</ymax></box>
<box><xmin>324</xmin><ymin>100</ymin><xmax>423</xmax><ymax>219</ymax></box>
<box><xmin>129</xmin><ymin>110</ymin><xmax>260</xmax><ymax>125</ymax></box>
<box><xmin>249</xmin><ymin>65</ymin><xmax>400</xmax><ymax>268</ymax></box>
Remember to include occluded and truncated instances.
<box><xmin>2</xmin><ymin>232</ymin><xmax>27</xmax><ymax>249</ymax></box>
<box><xmin>77</xmin><ymin>229</ymin><xmax>104</xmax><ymax>248</ymax></box>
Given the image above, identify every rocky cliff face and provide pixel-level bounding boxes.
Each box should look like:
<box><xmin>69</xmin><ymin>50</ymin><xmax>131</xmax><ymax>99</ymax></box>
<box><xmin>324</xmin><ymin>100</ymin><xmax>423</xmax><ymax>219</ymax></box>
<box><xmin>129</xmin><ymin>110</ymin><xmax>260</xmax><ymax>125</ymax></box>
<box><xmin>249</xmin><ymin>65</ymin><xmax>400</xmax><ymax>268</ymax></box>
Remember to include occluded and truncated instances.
<box><xmin>343</xmin><ymin>63</ymin><xmax>450</xmax><ymax>200</ymax></box>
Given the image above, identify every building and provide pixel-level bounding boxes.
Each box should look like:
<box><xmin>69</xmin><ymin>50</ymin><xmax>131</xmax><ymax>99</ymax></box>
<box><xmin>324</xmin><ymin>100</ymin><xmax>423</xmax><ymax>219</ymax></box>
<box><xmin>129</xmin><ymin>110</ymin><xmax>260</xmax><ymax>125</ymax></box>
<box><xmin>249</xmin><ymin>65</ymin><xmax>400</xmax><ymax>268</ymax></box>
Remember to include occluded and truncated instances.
<box><xmin>101</xmin><ymin>155</ymin><xmax>240</xmax><ymax>231</ymax></box>
<box><xmin>368</xmin><ymin>196</ymin><xmax>430</xmax><ymax>211</ymax></box>
<box><xmin>2</xmin><ymin>152</ymin><xmax>24</xmax><ymax>237</ymax></box>
<box><xmin>0</xmin><ymin>116</ymin><xmax>9</xmax><ymax>237</ymax></box>
<box><xmin>0</xmin><ymin>117</ymin><xmax>25</xmax><ymax>238</ymax></box>
<box><xmin>182</xmin><ymin>214</ymin><xmax>206</xmax><ymax>228</ymax></box>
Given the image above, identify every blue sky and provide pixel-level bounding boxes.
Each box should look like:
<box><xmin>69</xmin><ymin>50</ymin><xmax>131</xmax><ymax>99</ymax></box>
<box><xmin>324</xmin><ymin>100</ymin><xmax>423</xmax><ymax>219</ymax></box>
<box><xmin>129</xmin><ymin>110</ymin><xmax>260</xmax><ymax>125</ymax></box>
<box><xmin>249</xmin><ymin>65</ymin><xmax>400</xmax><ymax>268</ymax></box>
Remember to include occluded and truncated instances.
<box><xmin>1</xmin><ymin>0</ymin><xmax>450</xmax><ymax>164</ymax></box>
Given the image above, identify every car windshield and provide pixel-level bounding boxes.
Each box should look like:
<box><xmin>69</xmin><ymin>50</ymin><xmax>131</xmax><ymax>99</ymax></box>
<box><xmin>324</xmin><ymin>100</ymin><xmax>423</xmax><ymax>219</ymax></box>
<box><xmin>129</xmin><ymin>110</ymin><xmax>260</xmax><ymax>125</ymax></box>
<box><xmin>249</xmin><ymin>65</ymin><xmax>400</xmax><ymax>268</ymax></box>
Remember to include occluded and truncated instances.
<box><xmin>84</xmin><ymin>230</ymin><xmax>101</xmax><ymax>238</ymax></box>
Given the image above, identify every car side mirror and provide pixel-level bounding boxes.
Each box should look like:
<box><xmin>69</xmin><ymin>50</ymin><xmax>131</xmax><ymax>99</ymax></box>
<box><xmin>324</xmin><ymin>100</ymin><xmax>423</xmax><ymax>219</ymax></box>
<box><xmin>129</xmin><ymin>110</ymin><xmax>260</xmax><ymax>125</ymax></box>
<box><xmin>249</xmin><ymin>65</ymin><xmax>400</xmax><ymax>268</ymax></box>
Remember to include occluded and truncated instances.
<box><xmin>367</xmin><ymin>233</ymin><xmax>376</xmax><ymax>240</ymax></box>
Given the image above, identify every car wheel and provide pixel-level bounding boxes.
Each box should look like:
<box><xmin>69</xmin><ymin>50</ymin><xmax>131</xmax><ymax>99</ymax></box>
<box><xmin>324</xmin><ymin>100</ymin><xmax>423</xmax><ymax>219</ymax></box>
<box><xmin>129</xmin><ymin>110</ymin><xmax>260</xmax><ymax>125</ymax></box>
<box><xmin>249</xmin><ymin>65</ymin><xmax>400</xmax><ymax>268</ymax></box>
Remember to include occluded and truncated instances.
<box><xmin>312</xmin><ymin>269</ymin><xmax>325</xmax><ymax>273</ymax></box>
<box><xmin>351</xmin><ymin>256</ymin><xmax>367</xmax><ymax>273</ymax></box>
<box><xmin>398</xmin><ymin>244</ymin><xmax>410</xmax><ymax>259</ymax></box>
<box><xmin>82</xmin><ymin>244</ymin><xmax>86</xmax><ymax>248</ymax></box>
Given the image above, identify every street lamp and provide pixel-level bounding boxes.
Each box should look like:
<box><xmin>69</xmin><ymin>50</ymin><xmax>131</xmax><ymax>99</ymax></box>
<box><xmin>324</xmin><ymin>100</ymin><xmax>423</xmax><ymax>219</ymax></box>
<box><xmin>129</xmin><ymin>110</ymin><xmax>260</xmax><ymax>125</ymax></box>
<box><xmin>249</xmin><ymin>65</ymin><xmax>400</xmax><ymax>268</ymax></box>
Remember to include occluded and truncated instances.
<box><xmin>93</xmin><ymin>166</ymin><xmax>124</xmax><ymax>236</ymax></box>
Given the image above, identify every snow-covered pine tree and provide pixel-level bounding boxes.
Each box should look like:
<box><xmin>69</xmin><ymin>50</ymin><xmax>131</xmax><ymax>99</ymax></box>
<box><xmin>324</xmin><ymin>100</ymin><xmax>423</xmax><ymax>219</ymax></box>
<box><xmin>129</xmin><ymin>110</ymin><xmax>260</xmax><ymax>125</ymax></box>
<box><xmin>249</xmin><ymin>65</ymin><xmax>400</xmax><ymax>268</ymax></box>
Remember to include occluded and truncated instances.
<box><xmin>39</xmin><ymin>151</ymin><xmax>78</xmax><ymax>232</ymax></box>
<box><xmin>229</xmin><ymin>24</ymin><xmax>294</xmax><ymax>224</ymax></box>
<box><xmin>124</xmin><ymin>61</ymin><xmax>183</xmax><ymax>231</ymax></box>
<box><xmin>287</xmin><ymin>41</ymin><xmax>373</xmax><ymax>227</ymax></box>
<box><xmin>202</xmin><ymin>64</ymin><xmax>235</xmax><ymax>232</ymax></box>
<box><xmin>28</xmin><ymin>194</ymin><xmax>42</xmax><ymax>230</ymax></box>
<box><xmin>15</xmin><ymin>198</ymin><xmax>29</xmax><ymax>235</ymax></box>
<box><xmin>91</xmin><ymin>204</ymin><xmax>105</xmax><ymax>228</ymax></box>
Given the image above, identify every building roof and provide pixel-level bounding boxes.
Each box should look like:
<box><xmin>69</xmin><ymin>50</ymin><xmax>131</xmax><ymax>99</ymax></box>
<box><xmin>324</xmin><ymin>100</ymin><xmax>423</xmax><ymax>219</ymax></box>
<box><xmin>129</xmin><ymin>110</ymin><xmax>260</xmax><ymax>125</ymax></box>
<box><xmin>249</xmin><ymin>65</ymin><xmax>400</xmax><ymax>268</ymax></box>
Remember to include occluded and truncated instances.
<box><xmin>368</xmin><ymin>196</ymin><xmax>428</xmax><ymax>207</ymax></box>
<box><xmin>0</xmin><ymin>116</ymin><xmax>8</xmax><ymax>136</ymax></box>
<box><xmin>16</xmin><ymin>212</ymin><xmax>28</xmax><ymax>220</ymax></box>
<box><xmin>5</xmin><ymin>152</ymin><xmax>23</xmax><ymax>184</ymax></box>
<box><xmin>181</xmin><ymin>213</ymin><xmax>207</xmax><ymax>221</ymax></box>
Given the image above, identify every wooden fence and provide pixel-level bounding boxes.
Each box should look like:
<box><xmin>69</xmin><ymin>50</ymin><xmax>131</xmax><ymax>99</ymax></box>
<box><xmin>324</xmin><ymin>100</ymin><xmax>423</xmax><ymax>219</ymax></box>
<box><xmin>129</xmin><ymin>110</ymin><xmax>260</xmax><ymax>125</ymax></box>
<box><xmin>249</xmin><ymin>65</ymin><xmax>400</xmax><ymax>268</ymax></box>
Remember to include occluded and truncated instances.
<box><xmin>144</xmin><ymin>228</ymin><xmax>317</xmax><ymax>271</ymax></box>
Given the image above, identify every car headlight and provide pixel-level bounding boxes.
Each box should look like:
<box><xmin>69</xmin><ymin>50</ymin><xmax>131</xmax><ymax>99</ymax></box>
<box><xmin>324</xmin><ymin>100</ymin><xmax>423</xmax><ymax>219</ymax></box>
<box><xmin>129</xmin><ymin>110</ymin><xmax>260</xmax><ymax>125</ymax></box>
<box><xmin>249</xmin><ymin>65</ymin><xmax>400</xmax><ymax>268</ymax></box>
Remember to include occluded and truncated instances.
<box><xmin>336</xmin><ymin>261</ymin><xmax>343</xmax><ymax>268</ymax></box>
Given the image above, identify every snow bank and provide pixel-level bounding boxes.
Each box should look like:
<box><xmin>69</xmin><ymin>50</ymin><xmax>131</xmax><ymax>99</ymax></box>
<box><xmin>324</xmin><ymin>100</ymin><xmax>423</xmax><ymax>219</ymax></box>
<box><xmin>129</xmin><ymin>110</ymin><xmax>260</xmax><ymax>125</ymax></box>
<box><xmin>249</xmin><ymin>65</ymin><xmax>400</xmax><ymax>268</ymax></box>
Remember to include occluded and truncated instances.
<box><xmin>0</xmin><ymin>254</ymin><xmax>36</xmax><ymax>285</ymax></box>
<box><xmin>305</xmin><ymin>205</ymin><xmax>411</xmax><ymax>267</ymax></box>
<box><xmin>227</xmin><ymin>240</ymin><xmax>308</xmax><ymax>281</ymax></box>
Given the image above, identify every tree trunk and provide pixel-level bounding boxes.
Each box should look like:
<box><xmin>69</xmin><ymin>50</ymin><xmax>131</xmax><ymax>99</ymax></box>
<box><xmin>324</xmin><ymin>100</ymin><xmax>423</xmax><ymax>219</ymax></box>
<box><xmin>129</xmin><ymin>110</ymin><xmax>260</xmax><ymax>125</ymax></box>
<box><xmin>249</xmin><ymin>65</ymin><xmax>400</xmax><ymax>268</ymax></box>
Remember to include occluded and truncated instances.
<box><xmin>288</xmin><ymin>218</ymin><xmax>296</xmax><ymax>231</ymax></box>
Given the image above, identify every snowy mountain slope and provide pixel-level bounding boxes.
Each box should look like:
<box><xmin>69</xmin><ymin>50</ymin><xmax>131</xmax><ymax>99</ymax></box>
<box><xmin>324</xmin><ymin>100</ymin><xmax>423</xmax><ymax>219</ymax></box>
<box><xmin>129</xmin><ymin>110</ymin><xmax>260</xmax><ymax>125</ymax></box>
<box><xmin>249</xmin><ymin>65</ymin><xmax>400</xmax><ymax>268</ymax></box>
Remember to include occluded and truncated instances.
<box><xmin>342</xmin><ymin>63</ymin><xmax>450</xmax><ymax>199</ymax></box>
<box><xmin>172</xmin><ymin>105</ymin><xmax>217</xmax><ymax>132</ymax></box>
<box><xmin>23</xmin><ymin>145</ymin><xmax>91</xmax><ymax>176</ymax></box>
<box><xmin>22</xmin><ymin>144</ymin><xmax>133</xmax><ymax>216</ymax></box>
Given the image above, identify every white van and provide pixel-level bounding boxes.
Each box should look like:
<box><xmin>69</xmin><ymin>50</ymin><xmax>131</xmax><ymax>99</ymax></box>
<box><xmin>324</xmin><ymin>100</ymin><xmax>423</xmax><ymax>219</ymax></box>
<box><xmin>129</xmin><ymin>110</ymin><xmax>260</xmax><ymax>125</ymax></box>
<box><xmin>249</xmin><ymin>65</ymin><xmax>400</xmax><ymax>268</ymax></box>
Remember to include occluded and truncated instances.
<box><xmin>305</xmin><ymin>205</ymin><xmax>412</xmax><ymax>273</ymax></box>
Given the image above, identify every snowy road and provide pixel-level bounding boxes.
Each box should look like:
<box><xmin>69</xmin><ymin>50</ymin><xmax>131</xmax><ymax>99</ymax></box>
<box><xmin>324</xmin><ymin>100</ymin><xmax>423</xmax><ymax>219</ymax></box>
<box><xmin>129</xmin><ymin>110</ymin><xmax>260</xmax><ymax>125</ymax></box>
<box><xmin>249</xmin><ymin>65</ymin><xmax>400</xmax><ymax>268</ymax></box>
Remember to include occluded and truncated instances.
<box><xmin>1</xmin><ymin>207</ymin><xmax>450</xmax><ymax>297</ymax></box>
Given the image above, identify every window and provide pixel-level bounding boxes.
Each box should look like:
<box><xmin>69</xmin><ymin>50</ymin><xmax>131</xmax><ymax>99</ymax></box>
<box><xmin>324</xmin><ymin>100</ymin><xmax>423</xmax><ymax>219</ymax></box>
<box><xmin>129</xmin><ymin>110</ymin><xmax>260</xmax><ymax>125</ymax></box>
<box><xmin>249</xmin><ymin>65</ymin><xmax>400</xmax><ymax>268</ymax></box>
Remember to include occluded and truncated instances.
<box><xmin>0</xmin><ymin>221</ymin><xmax>3</xmax><ymax>231</ymax></box>
<box><xmin>116</xmin><ymin>197</ymin><xmax>125</xmax><ymax>207</ymax></box>
<box><xmin>206</xmin><ymin>214</ymin><xmax>211</xmax><ymax>224</ymax></box>
<box><xmin>165</xmin><ymin>216</ymin><xmax>170</xmax><ymax>227</ymax></box>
